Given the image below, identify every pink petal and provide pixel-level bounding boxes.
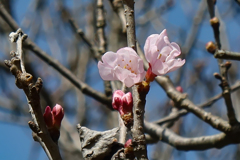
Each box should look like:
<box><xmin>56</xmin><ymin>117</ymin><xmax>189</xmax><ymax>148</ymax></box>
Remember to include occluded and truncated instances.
<box><xmin>156</xmin><ymin>30</ymin><xmax>169</xmax><ymax>50</ymax></box>
<box><xmin>98</xmin><ymin>62</ymin><xmax>117</xmax><ymax>80</ymax></box>
<box><xmin>102</xmin><ymin>51</ymin><xmax>118</xmax><ymax>67</ymax></box>
<box><xmin>165</xmin><ymin>59</ymin><xmax>185</xmax><ymax>73</ymax></box>
<box><xmin>165</xmin><ymin>50</ymin><xmax>181</xmax><ymax>62</ymax></box>
<box><xmin>114</xmin><ymin>66</ymin><xmax>131</xmax><ymax>83</ymax></box>
<box><xmin>171</xmin><ymin>42</ymin><xmax>181</xmax><ymax>52</ymax></box>
<box><xmin>123</xmin><ymin>76</ymin><xmax>135</xmax><ymax>87</ymax></box>
<box><xmin>117</xmin><ymin>47</ymin><xmax>138</xmax><ymax>56</ymax></box>
<box><xmin>137</xmin><ymin>59</ymin><xmax>145</xmax><ymax>73</ymax></box>
<box><xmin>152</xmin><ymin>60</ymin><xmax>169</xmax><ymax>75</ymax></box>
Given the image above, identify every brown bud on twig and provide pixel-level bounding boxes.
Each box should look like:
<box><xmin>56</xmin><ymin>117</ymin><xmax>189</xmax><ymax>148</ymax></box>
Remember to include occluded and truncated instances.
<box><xmin>225</xmin><ymin>61</ymin><xmax>232</xmax><ymax>70</ymax></box>
<box><xmin>213</xmin><ymin>72</ymin><xmax>222</xmax><ymax>80</ymax></box>
<box><xmin>206</xmin><ymin>41</ymin><xmax>216</xmax><ymax>54</ymax></box>
<box><xmin>210</xmin><ymin>17</ymin><xmax>220</xmax><ymax>29</ymax></box>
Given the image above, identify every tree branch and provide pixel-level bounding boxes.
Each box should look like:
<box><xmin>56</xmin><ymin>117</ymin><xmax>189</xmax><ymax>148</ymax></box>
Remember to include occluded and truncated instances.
<box><xmin>206</xmin><ymin>0</ymin><xmax>238</xmax><ymax>125</ymax></box>
<box><xmin>5</xmin><ymin>29</ymin><xmax>62</xmax><ymax>160</ymax></box>
<box><xmin>122</xmin><ymin>0</ymin><xmax>148</xmax><ymax>159</ymax></box>
<box><xmin>214</xmin><ymin>50</ymin><xmax>240</xmax><ymax>61</ymax></box>
<box><xmin>0</xmin><ymin>3</ymin><xmax>112</xmax><ymax>108</ymax></box>
<box><xmin>155</xmin><ymin>76</ymin><xmax>232</xmax><ymax>132</ymax></box>
<box><xmin>144</xmin><ymin>121</ymin><xmax>239</xmax><ymax>151</ymax></box>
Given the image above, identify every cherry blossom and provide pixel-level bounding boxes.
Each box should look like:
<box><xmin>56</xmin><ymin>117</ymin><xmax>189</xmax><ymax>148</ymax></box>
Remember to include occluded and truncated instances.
<box><xmin>98</xmin><ymin>47</ymin><xmax>146</xmax><ymax>87</ymax></box>
<box><xmin>144</xmin><ymin>29</ymin><xmax>185</xmax><ymax>82</ymax></box>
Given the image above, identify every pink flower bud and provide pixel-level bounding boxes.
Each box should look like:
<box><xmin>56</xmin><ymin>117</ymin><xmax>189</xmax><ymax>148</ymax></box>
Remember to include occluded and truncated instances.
<box><xmin>176</xmin><ymin>86</ymin><xmax>183</xmax><ymax>93</ymax></box>
<box><xmin>124</xmin><ymin>139</ymin><xmax>134</xmax><ymax>157</ymax></box>
<box><xmin>122</xmin><ymin>92</ymin><xmax>133</xmax><ymax>115</ymax></box>
<box><xmin>112</xmin><ymin>90</ymin><xmax>125</xmax><ymax>111</ymax></box>
<box><xmin>124</xmin><ymin>139</ymin><xmax>132</xmax><ymax>148</ymax></box>
<box><xmin>43</xmin><ymin>106</ymin><xmax>53</xmax><ymax>128</ymax></box>
<box><xmin>112</xmin><ymin>90</ymin><xmax>133</xmax><ymax>116</ymax></box>
<box><xmin>43</xmin><ymin>104</ymin><xmax>64</xmax><ymax>142</ymax></box>
<box><xmin>52</xmin><ymin>104</ymin><xmax>64</xmax><ymax>129</ymax></box>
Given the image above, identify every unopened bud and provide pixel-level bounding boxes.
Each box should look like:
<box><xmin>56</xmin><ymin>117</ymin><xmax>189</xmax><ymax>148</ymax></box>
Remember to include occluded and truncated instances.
<box><xmin>112</xmin><ymin>90</ymin><xmax>133</xmax><ymax>116</ymax></box>
<box><xmin>112</xmin><ymin>90</ymin><xmax>133</xmax><ymax>127</ymax></box>
<box><xmin>213</xmin><ymin>72</ymin><xmax>222</xmax><ymax>80</ymax></box>
<box><xmin>122</xmin><ymin>92</ymin><xmax>133</xmax><ymax>114</ymax></box>
<box><xmin>43</xmin><ymin>106</ymin><xmax>53</xmax><ymax>129</ymax></box>
<box><xmin>206</xmin><ymin>41</ymin><xmax>216</xmax><ymax>54</ymax></box>
<box><xmin>112</xmin><ymin>90</ymin><xmax>124</xmax><ymax>111</ymax></box>
<box><xmin>52</xmin><ymin>104</ymin><xmax>64</xmax><ymax>129</ymax></box>
<box><xmin>225</xmin><ymin>61</ymin><xmax>232</xmax><ymax>69</ymax></box>
<box><xmin>210</xmin><ymin>17</ymin><xmax>220</xmax><ymax>28</ymax></box>
<box><xmin>43</xmin><ymin>104</ymin><xmax>64</xmax><ymax>142</ymax></box>
<box><xmin>124</xmin><ymin>139</ymin><xmax>133</xmax><ymax>148</ymax></box>
<box><xmin>124</xmin><ymin>139</ymin><xmax>134</xmax><ymax>158</ymax></box>
<box><xmin>176</xmin><ymin>86</ymin><xmax>183</xmax><ymax>93</ymax></box>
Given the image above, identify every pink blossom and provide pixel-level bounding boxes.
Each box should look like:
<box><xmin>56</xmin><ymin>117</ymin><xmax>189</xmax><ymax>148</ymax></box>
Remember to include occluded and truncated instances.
<box><xmin>144</xmin><ymin>29</ymin><xmax>185</xmax><ymax>79</ymax></box>
<box><xmin>112</xmin><ymin>90</ymin><xmax>133</xmax><ymax>116</ymax></box>
<box><xmin>98</xmin><ymin>47</ymin><xmax>146</xmax><ymax>87</ymax></box>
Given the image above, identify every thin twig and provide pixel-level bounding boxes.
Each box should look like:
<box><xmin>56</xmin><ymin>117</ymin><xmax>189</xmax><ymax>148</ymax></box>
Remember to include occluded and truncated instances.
<box><xmin>0</xmin><ymin>3</ymin><xmax>112</xmax><ymax>108</ymax></box>
<box><xmin>153</xmin><ymin>81</ymin><xmax>240</xmax><ymax>125</ymax></box>
<box><xmin>5</xmin><ymin>29</ymin><xmax>62</xmax><ymax>160</ymax></box>
<box><xmin>144</xmin><ymin>121</ymin><xmax>240</xmax><ymax>150</ymax></box>
<box><xmin>122</xmin><ymin>0</ymin><xmax>148</xmax><ymax>159</ymax></box>
<box><xmin>155</xmin><ymin>76</ymin><xmax>232</xmax><ymax>133</ymax></box>
<box><xmin>206</xmin><ymin>0</ymin><xmax>238</xmax><ymax>125</ymax></box>
<box><xmin>109</xmin><ymin>0</ymin><xmax>126</xmax><ymax>33</ymax></box>
<box><xmin>214</xmin><ymin>50</ymin><xmax>240</xmax><ymax>61</ymax></box>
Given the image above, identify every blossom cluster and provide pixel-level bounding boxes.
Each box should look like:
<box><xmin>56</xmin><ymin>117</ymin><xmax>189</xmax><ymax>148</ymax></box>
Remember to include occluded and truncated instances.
<box><xmin>98</xmin><ymin>29</ymin><xmax>185</xmax><ymax>87</ymax></box>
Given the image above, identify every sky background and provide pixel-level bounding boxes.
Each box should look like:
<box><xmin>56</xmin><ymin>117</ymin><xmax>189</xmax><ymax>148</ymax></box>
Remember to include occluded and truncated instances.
<box><xmin>0</xmin><ymin>0</ymin><xmax>240</xmax><ymax>160</ymax></box>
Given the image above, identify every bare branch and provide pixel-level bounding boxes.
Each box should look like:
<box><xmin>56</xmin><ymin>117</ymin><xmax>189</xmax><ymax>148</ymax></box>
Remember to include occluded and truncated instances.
<box><xmin>5</xmin><ymin>29</ymin><xmax>62</xmax><ymax>160</ymax></box>
<box><xmin>144</xmin><ymin>121</ymin><xmax>239</xmax><ymax>151</ymax></box>
<box><xmin>122</xmin><ymin>0</ymin><xmax>148</xmax><ymax>159</ymax></box>
<box><xmin>155</xmin><ymin>76</ymin><xmax>232</xmax><ymax>132</ymax></box>
<box><xmin>206</xmin><ymin>0</ymin><xmax>238</xmax><ymax>125</ymax></box>
<box><xmin>214</xmin><ymin>50</ymin><xmax>240</xmax><ymax>61</ymax></box>
<box><xmin>0</xmin><ymin>3</ymin><xmax>112</xmax><ymax>108</ymax></box>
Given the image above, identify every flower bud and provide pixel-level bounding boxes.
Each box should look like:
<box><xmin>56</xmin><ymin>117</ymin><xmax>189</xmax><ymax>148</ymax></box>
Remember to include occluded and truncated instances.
<box><xmin>206</xmin><ymin>41</ymin><xmax>216</xmax><ymax>54</ymax></box>
<box><xmin>112</xmin><ymin>90</ymin><xmax>133</xmax><ymax>127</ymax></box>
<box><xmin>210</xmin><ymin>17</ymin><xmax>220</xmax><ymax>29</ymax></box>
<box><xmin>43</xmin><ymin>106</ymin><xmax>53</xmax><ymax>129</ymax></box>
<box><xmin>112</xmin><ymin>90</ymin><xmax>133</xmax><ymax>116</ymax></box>
<box><xmin>52</xmin><ymin>104</ymin><xmax>64</xmax><ymax>129</ymax></box>
<box><xmin>122</xmin><ymin>92</ymin><xmax>133</xmax><ymax>115</ymax></box>
<box><xmin>124</xmin><ymin>139</ymin><xmax>134</xmax><ymax>159</ymax></box>
<box><xmin>176</xmin><ymin>86</ymin><xmax>183</xmax><ymax>93</ymax></box>
<box><xmin>43</xmin><ymin>104</ymin><xmax>64</xmax><ymax>142</ymax></box>
<box><xmin>112</xmin><ymin>90</ymin><xmax>124</xmax><ymax>111</ymax></box>
<box><xmin>124</xmin><ymin>139</ymin><xmax>132</xmax><ymax>148</ymax></box>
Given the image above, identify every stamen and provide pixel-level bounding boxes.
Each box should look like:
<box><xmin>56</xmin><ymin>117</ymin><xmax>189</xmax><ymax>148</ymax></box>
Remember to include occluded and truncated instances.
<box><xmin>129</xmin><ymin>60</ymin><xmax>131</xmax><ymax>62</ymax></box>
<box><xmin>157</xmin><ymin>54</ymin><xmax>162</xmax><ymax>59</ymax></box>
